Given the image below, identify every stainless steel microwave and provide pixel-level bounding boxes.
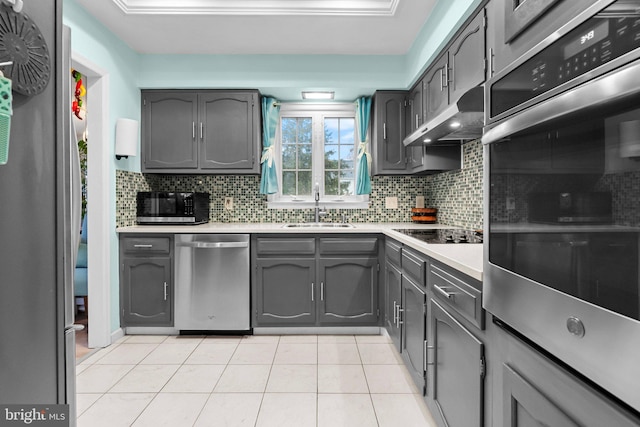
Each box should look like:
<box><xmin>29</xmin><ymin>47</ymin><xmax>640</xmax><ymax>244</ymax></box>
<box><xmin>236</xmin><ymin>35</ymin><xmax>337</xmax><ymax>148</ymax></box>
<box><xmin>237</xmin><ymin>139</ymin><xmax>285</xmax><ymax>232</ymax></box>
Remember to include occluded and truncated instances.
<box><xmin>136</xmin><ymin>192</ymin><xmax>210</xmax><ymax>225</ymax></box>
<box><xmin>483</xmin><ymin>0</ymin><xmax>640</xmax><ymax>413</ymax></box>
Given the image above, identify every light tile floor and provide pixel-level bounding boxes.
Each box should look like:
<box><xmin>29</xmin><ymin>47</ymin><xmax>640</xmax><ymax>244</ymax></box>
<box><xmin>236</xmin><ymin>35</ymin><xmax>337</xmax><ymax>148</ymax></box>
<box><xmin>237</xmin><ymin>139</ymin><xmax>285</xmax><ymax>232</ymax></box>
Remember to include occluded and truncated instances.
<box><xmin>76</xmin><ymin>334</ymin><xmax>438</xmax><ymax>427</ymax></box>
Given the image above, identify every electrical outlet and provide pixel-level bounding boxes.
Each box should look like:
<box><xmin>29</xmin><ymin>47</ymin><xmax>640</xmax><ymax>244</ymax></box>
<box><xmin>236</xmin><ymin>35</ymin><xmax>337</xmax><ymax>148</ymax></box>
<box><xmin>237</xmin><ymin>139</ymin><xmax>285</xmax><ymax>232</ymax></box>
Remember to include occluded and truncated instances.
<box><xmin>385</xmin><ymin>196</ymin><xmax>398</xmax><ymax>209</ymax></box>
<box><xmin>224</xmin><ymin>197</ymin><xmax>233</xmax><ymax>210</ymax></box>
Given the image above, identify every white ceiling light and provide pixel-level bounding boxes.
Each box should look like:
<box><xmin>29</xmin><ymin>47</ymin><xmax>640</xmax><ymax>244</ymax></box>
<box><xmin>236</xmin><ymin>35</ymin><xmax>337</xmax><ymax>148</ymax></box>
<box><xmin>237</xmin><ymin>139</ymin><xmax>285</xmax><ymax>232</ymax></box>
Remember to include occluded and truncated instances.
<box><xmin>112</xmin><ymin>0</ymin><xmax>400</xmax><ymax>16</ymax></box>
<box><xmin>302</xmin><ymin>91</ymin><xmax>335</xmax><ymax>100</ymax></box>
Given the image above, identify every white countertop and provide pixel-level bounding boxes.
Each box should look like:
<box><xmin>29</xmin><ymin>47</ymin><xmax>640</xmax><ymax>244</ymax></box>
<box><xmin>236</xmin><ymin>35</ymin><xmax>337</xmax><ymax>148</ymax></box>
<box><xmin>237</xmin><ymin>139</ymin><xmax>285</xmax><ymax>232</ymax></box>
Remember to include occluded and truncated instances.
<box><xmin>118</xmin><ymin>222</ymin><xmax>484</xmax><ymax>281</ymax></box>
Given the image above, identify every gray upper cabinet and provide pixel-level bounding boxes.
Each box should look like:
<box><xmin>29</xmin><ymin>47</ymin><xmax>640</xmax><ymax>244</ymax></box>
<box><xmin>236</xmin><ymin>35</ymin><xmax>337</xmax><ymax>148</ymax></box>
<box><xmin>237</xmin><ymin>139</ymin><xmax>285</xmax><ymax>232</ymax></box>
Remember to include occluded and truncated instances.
<box><xmin>371</xmin><ymin>91</ymin><xmax>409</xmax><ymax>174</ymax></box>
<box><xmin>426</xmin><ymin>11</ymin><xmax>486</xmax><ymax>123</ymax></box>
<box><xmin>449</xmin><ymin>11</ymin><xmax>486</xmax><ymax>105</ymax></box>
<box><xmin>142</xmin><ymin>90</ymin><xmax>261</xmax><ymax>174</ymax></box>
<box><xmin>424</xmin><ymin>53</ymin><xmax>451</xmax><ymax>122</ymax></box>
<box><xmin>142</xmin><ymin>92</ymin><xmax>199</xmax><ymax>170</ymax></box>
<box><xmin>409</xmin><ymin>82</ymin><xmax>424</xmax><ymax>133</ymax></box>
<box><xmin>199</xmin><ymin>92</ymin><xmax>258</xmax><ymax>171</ymax></box>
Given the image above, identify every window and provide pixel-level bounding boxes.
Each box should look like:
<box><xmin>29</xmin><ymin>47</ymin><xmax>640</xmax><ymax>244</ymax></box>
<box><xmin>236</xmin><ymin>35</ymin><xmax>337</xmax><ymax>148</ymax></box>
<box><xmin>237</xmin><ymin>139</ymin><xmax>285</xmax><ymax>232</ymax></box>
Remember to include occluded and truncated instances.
<box><xmin>268</xmin><ymin>103</ymin><xmax>368</xmax><ymax>208</ymax></box>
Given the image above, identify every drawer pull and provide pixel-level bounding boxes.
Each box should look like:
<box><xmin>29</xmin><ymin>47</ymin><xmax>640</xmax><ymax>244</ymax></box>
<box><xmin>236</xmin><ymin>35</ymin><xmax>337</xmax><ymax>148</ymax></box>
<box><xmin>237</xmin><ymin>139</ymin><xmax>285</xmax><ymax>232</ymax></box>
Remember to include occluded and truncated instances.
<box><xmin>434</xmin><ymin>284</ymin><xmax>455</xmax><ymax>299</ymax></box>
<box><xmin>133</xmin><ymin>244</ymin><xmax>153</xmax><ymax>248</ymax></box>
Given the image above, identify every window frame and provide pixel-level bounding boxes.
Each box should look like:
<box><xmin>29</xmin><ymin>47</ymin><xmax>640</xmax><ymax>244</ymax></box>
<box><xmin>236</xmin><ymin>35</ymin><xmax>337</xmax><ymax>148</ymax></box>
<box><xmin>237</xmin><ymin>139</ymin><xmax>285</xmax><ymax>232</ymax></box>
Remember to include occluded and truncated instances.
<box><xmin>267</xmin><ymin>103</ymin><xmax>369</xmax><ymax>209</ymax></box>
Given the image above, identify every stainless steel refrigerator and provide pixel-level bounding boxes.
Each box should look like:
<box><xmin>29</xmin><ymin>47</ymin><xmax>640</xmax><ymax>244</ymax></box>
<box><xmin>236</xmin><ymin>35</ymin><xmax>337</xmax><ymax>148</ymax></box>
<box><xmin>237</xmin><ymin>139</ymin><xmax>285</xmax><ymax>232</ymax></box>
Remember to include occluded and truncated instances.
<box><xmin>0</xmin><ymin>1</ymin><xmax>81</xmax><ymax>424</ymax></box>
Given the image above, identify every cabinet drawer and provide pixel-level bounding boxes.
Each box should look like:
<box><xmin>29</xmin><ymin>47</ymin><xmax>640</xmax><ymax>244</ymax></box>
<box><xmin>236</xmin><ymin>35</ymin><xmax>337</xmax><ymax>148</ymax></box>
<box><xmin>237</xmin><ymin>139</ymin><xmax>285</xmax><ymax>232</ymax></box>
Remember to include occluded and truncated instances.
<box><xmin>429</xmin><ymin>262</ymin><xmax>483</xmax><ymax>329</ymax></box>
<box><xmin>122</xmin><ymin>236</ymin><xmax>171</xmax><ymax>255</ymax></box>
<box><xmin>385</xmin><ymin>239</ymin><xmax>402</xmax><ymax>268</ymax></box>
<box><xmin>402</xmin><ymin>247</ymin><xmax>427</xmax><ymax>285</ymax></box>
<box><xmin>256</xmin><ymin>238</ymin><xmax>315</xmax><ymax>256</ymax></box>
<box><xmin>319</xmin><ymin>238</ymin><xmax>378</xmax><ymax>256</ymax></box>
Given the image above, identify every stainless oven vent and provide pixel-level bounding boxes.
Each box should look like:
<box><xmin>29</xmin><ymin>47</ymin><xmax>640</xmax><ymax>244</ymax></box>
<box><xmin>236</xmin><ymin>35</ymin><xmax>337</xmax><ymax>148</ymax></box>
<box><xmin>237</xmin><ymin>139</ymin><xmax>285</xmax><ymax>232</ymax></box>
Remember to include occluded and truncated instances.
<box><xmin>403</xmin><ymin>85</ymin><xmax>484</xmax><ymax>146</ymax></box>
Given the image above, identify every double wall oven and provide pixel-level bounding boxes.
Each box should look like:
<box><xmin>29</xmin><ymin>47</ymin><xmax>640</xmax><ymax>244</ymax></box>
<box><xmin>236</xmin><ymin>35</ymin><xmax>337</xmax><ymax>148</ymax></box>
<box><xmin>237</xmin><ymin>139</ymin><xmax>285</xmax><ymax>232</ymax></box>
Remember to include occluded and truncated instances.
<box><xmin>483</xmin><ymin>0</ymin><xmax>640</xmax><ymax>412</ymax></box>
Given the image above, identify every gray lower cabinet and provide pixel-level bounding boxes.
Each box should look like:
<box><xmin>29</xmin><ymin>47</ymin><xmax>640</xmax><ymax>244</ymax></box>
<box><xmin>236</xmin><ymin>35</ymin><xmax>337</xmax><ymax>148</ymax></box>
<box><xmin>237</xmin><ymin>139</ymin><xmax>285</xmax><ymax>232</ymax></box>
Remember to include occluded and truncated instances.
<box><xmin>384</xmin><ymin>239</ymin><xmax>430</xmax><ymax>392</ymax></box>
<box><xmin>318</xmin><ymin>258</ymin><xmax>378</xmax><ymax>325</ymax></box>
<box><xmin>385</xmin><ymin>239</ymin><xmax>403</xmax><ymax>351</ymax></box>
<box><xmin>429</xmin><ymin>300</ymin><xmax>484</xmax><ymax>427</ymax></box>
<box><xmin>490</xmin><ymin>319</ymin><xmax>640</xmax><ymax>427</ymax></box>
<box><xmin>120</xmin><ymin>235</ymin><xmax>173</xmax><ymax>327</ymax></box>
<box><xmin>255</xmin><ymin>259</ymin><xmax>316</xmax><ymax>326</ymax></box>
<box><xmin>252</xmin><ymin>235</ymin><xmax>380</xmax><ymax>327</ymax></box>
<box><xmin>427</xmin><ymin>260</ymin><xmax>486</xmax><ymax>427</ymax></box>
<box><xmin>401</xmin><ymin>274</ymin><xmax>427</xmax><ymax>395</ymax></box>
<box><xmin>141</xmin><ymin>89</ymin><xmax>260</xmax><ymax>174</ymax></box>
<box><xmin>385</xmin><ymin>265</ymin><xmax>402</xmax><ymax>351</ymax></box>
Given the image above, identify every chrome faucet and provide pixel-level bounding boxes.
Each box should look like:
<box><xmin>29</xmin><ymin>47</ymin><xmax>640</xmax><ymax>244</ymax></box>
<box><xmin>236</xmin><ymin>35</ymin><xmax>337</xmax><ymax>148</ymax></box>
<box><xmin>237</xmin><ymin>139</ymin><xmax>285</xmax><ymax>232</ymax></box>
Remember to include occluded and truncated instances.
<box><xmin>314</xmin><ymin>183</ymin><xmax>326</xmax><ymax>223</ymax></box>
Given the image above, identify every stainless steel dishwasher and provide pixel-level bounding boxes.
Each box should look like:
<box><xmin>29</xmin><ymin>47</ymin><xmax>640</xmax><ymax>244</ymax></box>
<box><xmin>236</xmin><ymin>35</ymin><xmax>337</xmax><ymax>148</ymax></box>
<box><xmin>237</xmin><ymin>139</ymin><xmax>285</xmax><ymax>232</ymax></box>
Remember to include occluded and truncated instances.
<box><xmin>175</xmin><ymin>234</ymin><xmax>250</xmax><ymax>332</ymax></box>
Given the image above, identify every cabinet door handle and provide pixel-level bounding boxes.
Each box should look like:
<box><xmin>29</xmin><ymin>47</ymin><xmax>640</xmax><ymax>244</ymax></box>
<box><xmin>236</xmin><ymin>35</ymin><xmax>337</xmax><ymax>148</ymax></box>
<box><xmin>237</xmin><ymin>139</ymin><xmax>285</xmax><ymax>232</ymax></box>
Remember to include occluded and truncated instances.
<box><xmin>200</xmin><ymin>122</ymin><xmax>204</xmax><ymax>140</ymax></box>
<box><xmin>424</xmin><ymin>340</ymin><xmax>428</xmax><ymax>373</ymax></box>
<box><xmin>434</xmin><ymin>284</ymin><xmax>455</xmax><ymax>299</ymax></box>
<box><xmin>133</xmin><ymin>244</ymin><xmax>153</xmax><ymax>248</ymax></box>
<box><xmin>397</xmin><ymin>307</ymin><xmax>404</xmax><ymax>325</ymax></box>
<box><xmin>163</xmin><ymin>282</ymin><xmax>168</xmax><ymax>301</ymax></box>
<box><xmin>383</xmin><ymin>122</ymin><xmax>387</xmax><ymax>140</ymax></box>
<box><xmin>321</xmin><ymin>282</ymin><xmax>324</xmax><ymax>301</ymax></box>
<box><xmin>415</xmin><ymin>114</ymin><xmax>419</xmax><ymax>129</ymax></box>
<box><xmin>443</xmin><ymin>64</ymin><xmax>450</xmax><ymax>88</ymax></box>
<box><xmin>426</xmin><ymin>345</ymin><xmax>435</xmax><ymax>366</ymax></box>
<box><xmin>393</xmin><ymin>301</ymin><xmax>398</xmax><ymax>326</ymax></box>
<box><xmin>311</xmin><ymin>282</ymin><xmax>315</xmax><ymax>302</ymax></box>
<box><xmin>489</xmin><ymin>47</ymin><xmax>494</xmax><ymax>77</ymax></box>
<box><xmin>192</xmin><ymin>122</ymin><xmax>196</xmax><ymax>139</ymax></box>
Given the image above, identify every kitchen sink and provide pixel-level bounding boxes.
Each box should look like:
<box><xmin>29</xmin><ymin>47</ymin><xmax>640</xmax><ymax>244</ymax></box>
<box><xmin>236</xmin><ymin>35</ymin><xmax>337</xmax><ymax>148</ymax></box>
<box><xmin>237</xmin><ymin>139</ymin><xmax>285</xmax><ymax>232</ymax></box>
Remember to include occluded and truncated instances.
<box><xmin>282</xmin><ymin>223</ymin><xmax>355</xmax><ymax>228</ymax></box>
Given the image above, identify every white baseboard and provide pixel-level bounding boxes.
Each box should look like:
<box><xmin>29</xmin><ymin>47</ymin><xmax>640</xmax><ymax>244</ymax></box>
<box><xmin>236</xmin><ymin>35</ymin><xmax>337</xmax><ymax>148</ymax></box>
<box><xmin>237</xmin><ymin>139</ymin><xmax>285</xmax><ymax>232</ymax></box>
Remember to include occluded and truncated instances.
<box><xmin>110</xmin><ymin>327</ymin><xmax>125</xmax><ymax>344</ymax></box>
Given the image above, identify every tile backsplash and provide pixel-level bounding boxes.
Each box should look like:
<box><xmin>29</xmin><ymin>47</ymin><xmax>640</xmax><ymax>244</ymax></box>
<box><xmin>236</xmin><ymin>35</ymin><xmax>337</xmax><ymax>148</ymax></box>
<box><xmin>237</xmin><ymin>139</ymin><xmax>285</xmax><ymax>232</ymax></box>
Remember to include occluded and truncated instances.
<box><xmin>116</xmin><ymin>140</ymin><xmax>484</xmax><ymax>229</ymax></box>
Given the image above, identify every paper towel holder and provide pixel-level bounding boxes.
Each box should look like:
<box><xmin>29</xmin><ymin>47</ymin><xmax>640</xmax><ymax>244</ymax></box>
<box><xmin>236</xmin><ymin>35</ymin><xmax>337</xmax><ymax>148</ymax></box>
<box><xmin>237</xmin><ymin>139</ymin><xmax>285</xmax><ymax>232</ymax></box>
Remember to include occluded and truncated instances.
<box><xmin>115</xmin><ymin>118</ymin><xmax>138</xmax><ymax>160</ymax></box>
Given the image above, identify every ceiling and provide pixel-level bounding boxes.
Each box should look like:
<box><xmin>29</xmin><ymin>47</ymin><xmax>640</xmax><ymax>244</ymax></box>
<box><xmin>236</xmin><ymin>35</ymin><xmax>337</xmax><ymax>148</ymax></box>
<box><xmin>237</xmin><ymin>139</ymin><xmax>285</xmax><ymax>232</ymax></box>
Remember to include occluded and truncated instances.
<box><xmin>75</xmin><ymin>0</ymin><xmax>439</xmax><ymax>55</ymax></box>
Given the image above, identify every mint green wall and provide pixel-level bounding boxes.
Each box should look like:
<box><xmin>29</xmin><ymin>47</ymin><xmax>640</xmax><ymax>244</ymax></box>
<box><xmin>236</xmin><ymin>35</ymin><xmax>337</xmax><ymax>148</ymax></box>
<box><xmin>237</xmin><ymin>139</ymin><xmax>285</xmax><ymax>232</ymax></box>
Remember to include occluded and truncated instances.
<box><xmin>404</xmin><ymin>0</ymin><xmax>484</xmax><ymax>88</ymax></box>
<box><xmin>62</xmin><ymin>0</ymin><xmax>479</xmax><ymax>335</ymax></box>
<box><xmin>64</xmin><ymin>0</ymin><xmax>142</xmax><ymax>333</ymax></box>
<box><xmin>139</xmin><ymin>54</ymin><xmax>407</xmax><ymax>102</ymax></box>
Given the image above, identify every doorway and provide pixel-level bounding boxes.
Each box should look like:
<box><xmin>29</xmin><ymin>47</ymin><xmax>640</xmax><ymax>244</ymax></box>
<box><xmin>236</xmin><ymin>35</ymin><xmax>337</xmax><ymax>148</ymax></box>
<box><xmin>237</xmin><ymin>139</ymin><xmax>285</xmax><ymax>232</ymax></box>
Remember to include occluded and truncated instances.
<box><xmin>71</xmin><ymin>53</ymin><xmax>111</xmax><ymax>352</ymax></box>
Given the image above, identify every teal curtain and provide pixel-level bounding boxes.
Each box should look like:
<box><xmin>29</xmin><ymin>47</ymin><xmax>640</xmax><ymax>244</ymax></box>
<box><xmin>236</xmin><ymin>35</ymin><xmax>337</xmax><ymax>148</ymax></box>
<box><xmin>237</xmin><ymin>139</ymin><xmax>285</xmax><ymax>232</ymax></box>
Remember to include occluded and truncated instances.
<box><xmin>259</xmin><ymin>97</ymin><xmax>280</xmax><ymax>194</ymax></box>
<box><xmin>355</xmin><ymin>96</ymin><xmax>372</xmax><ymax>195</ymax></box>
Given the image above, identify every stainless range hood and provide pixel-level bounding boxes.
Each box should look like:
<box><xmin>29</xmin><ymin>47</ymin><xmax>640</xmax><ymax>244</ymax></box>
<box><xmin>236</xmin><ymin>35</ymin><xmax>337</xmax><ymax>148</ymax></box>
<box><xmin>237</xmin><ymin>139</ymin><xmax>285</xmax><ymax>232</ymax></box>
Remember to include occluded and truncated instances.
<box><xmin>403</xmin><ymin>86</ymin><xmax>484</xmax><ymax>146</ymax></box>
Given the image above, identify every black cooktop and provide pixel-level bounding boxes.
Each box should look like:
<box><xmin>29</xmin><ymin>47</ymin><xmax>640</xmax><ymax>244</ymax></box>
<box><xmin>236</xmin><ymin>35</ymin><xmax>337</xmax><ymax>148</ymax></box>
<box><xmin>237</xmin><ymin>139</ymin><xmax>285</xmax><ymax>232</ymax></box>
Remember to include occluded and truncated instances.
<box><xmin>393</xmin><ymin>228</ymin><xmax>483</xmax><ymax>244</ymax></box>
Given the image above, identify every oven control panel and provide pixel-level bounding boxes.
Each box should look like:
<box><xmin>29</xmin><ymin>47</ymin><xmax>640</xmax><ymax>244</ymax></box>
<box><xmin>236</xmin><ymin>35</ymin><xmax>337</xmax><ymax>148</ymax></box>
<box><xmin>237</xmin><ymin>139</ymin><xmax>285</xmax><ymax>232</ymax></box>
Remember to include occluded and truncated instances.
<box><xmin>491</xmin><ymin>0</ymin><xmax>640</xmax><ymax>118</ymax></box>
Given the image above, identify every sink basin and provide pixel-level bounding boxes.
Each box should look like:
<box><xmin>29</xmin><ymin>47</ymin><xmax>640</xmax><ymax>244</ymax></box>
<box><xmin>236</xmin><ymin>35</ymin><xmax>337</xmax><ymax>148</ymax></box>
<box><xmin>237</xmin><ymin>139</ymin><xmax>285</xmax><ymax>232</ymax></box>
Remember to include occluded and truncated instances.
<box><xmin>282</xmin><ymin>223</ymin><xmax>355</xmax><ymax>228</ymax></box>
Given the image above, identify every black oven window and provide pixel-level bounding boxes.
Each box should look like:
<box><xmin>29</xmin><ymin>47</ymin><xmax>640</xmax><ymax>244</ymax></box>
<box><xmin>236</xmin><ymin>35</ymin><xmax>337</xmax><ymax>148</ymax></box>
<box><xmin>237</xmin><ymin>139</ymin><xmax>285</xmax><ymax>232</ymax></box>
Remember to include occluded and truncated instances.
<box><xmin>488</xmin><ymin>105</ymin><xmax>640</xmax><ymax>321</ymax></box>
